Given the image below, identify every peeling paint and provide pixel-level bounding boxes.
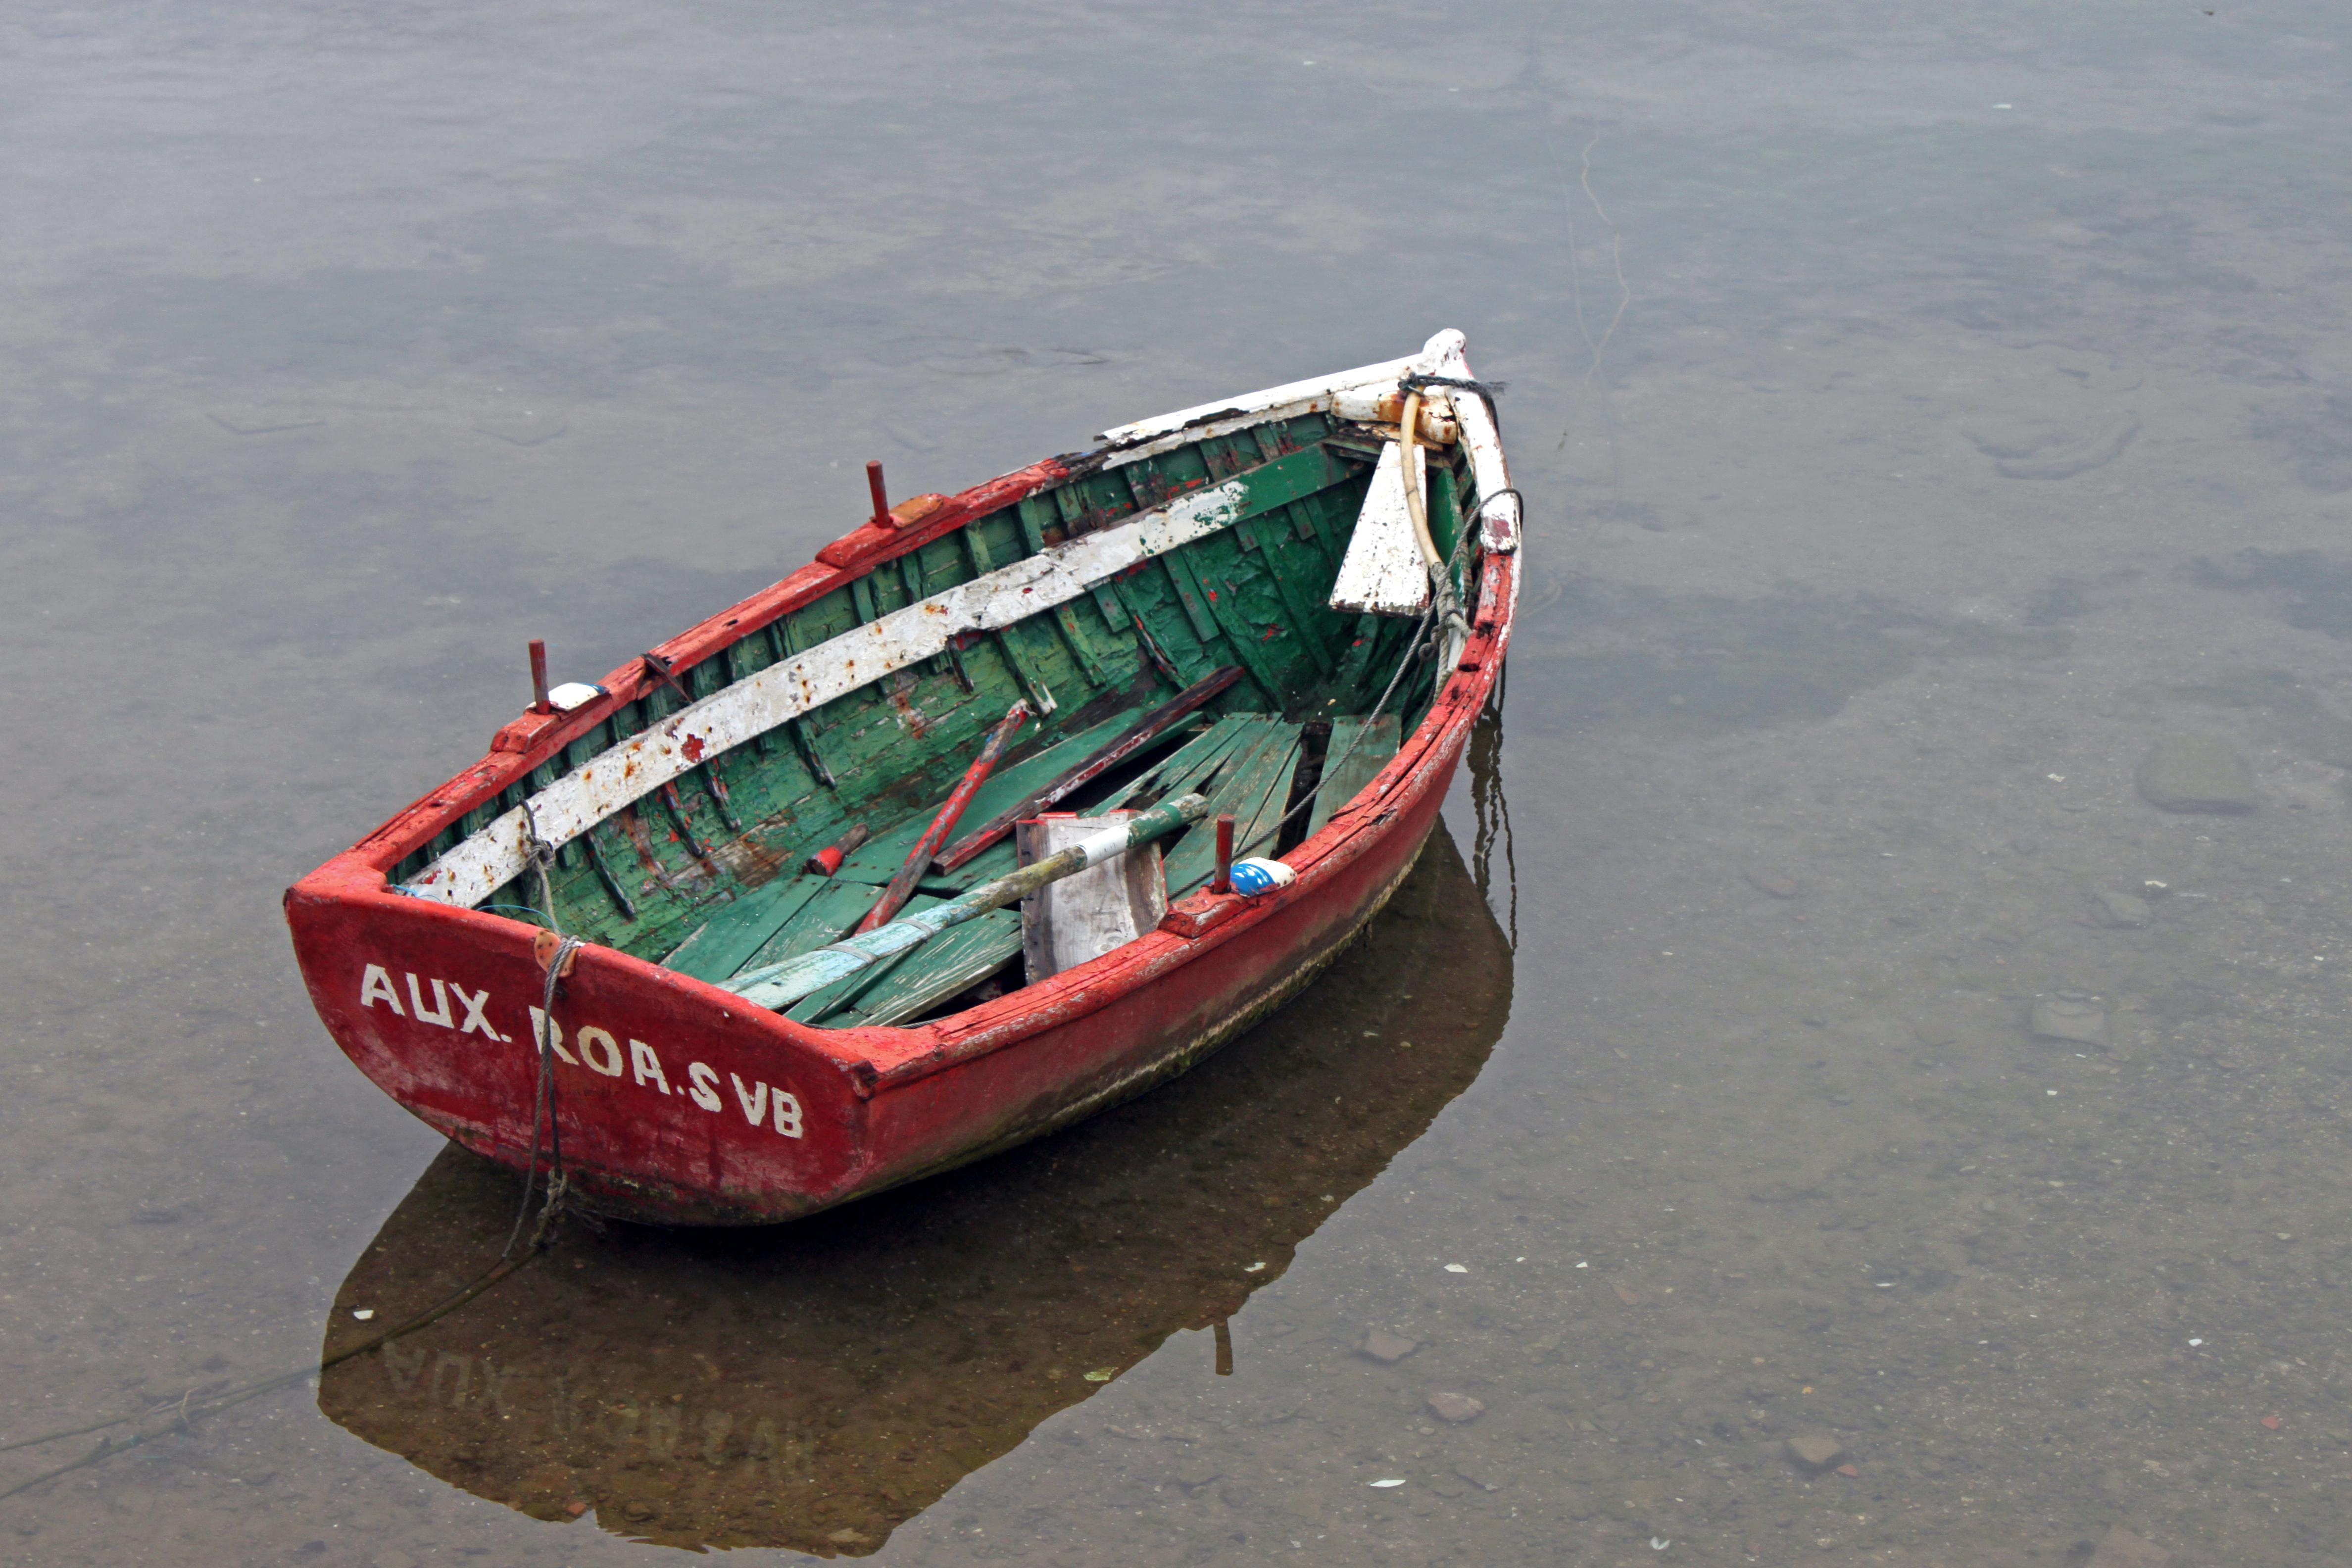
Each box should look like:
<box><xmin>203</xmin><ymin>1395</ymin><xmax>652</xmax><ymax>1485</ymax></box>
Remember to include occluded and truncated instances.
<box><xmin>406</xmin><ymin>476</ymin><xmax>1254</xmax><ymax>907</ymax></box>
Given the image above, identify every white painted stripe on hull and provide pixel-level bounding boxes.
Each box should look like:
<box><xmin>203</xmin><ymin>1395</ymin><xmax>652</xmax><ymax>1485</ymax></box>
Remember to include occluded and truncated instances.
<box><xmin>404</xmin><ymin>478</ymin><xmax>1252</xmax><ymax>907</ymax></box>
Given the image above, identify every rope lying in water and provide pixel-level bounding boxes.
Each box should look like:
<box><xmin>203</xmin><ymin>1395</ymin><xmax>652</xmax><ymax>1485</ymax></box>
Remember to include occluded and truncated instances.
<box><xmin>0</xmin><ymin>828</ymin><xmax>591</xmax><ymax>1501</ymax></box>
<box><xmin>0</xmin><ymin>1200</ymin><xmax>566</xmax><ymax>1500</ymax></box>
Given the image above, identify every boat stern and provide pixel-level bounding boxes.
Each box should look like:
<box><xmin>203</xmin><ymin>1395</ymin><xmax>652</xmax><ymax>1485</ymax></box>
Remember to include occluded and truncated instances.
<box><xmin>286</xmin><ymin>853</ymin><xmax>881</xmax><ymax>1224</ymax></box>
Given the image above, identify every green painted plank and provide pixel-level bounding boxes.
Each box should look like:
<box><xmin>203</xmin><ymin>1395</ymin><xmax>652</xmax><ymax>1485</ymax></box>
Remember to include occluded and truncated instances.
<box><xmin>737</xmin><ymin>878</ymin><xmax>884</xmax><ymax>975</ymax></box>
<box><xmin>958</xmin><ymin>521</ymin><xmax>1060</xmax><ymax>714</ymax></box>
<box><xmin>1087</xmin><ymin>582</ymin><xmax>1130</xmax><ymax>642</ymax></box>
<box><xmin>1153</xmin><ymin>551</ymin><xmax>1223</xmax><ymax>648</ymax></box>
<box><xmin>662</xmin><ymin>873</ymin><xmax>830</xmax><ymax>982</ymax></box>
<box><xmin>1016</xmin><ymin>495</ymin><xmax>1116</xmax><ymax>686</ymax></box>
<box><xmin>1331</xmin><ymin>612</ymin><xmax>1387</xmax><ymax>698</ymax></box>
<box><xmin>1226</xmin><ymin>520</ymin><xmax>1336</xmax><ymax>678</ymax></box>
<box><xmin>826</xmin><ymin>706</ymin><xmax>1150</xmax><ymax>885</ymax></box>
<box><xmin>1161</xmin><ymin>545</ymin><xmax>1287</xmax><ymax>707</ymax></box>
<box><xmin>784</xmin><ymin>893</ymin><xmax>947</xmax><ymax>1024</ymax></box>
<box><xmin>777</xmin><ymin>614</ymin><xmax>840</xmax><ymax>788</ymax></box>
<box><xmin>1307</xmin><ymin>715</ymin><xmax>1400</xmax><ymax>837</ymax></box>
<box><xmin>916</xmin><ymin>836</ymin><xmax>1016</xmax><ymax>894</ymax></box>
<box><xmin>1107</xmin><ymin>577</ymin><xmax>1206</xmax><ymax>687</ymax></box>
<box><xmin>1162</xmin><ymin>721</ymin><xmax>1304</xmax><ymax>896</ymax></box>
<box><xmin>1427</xmin><ymin>461</ymin><xmax>1467</xmax><ymax>600</ymax></box>
<box><xmin>1092</xmin><ymin>714</ymin><xmax>1263</xmax><ymax>813</ymax></box>
<box><xmin>1283</xmin><ymin>499</ymin><xmax>1327</xmax><ymax>558</ymax></box>
<box><xmin>816</xmin><ymin>909</ymin><xmax>1024</xmax><ymax>1029</ymax></box>
<box><xmin>1292</xmin><ymin>474</ymin><xmax>1357</xmax><ymax>574</ymax></box>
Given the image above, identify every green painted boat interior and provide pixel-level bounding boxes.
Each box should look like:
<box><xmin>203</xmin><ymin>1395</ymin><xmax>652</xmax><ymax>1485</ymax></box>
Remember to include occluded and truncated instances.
<box><xmin>390</xmin><ymin>414</ymin><xmax>1473</xmax><ymax>1028</ymax></box>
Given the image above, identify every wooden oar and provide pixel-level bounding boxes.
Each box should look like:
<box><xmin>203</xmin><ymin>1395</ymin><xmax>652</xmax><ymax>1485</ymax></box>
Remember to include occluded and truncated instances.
<box><xmin>932</xmin><ymin>665</ymin><xmax>1241</xmax><ymax>873</ymax></box>
<box><xmin>855</xmin><ymin>701</ymin><xmax>1028</xmax><ymax>933</ymax></box>
<box><xmin>723</xmin><ymin>792</ymin><xmax>1210</xmax><ymax>1013</ymax></box>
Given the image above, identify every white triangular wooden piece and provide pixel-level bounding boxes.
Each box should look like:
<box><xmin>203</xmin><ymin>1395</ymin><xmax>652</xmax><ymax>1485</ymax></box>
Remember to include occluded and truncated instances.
<box><xmin>1328</xmin><ymin>441</ymin><xmax>1430</xmax><ymax>617</ymax></box>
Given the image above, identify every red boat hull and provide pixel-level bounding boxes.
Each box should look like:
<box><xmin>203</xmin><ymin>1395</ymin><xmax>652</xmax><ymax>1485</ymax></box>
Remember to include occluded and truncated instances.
<box><xmin>287</xmin><ymin>482</ymin><xmax>1516</xmax><ymax>1226</ymax></box>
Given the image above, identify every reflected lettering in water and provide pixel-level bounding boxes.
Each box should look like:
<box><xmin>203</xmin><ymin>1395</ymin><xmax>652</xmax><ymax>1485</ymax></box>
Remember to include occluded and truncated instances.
<box><xmin>316</xmin><ymin>818</ymin><xmax>1511</xmax><ymax>1555</ymax></box>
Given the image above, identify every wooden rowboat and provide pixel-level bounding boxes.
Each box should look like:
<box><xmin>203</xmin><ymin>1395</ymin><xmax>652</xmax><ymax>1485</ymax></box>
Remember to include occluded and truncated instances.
<box><xmin>285</xmin><ymin>328</ymin><xmax>1521</xmax><ymax>1225</ymax></box>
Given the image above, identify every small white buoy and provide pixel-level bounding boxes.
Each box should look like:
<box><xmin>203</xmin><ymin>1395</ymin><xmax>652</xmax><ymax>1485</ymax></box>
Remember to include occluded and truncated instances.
<box><xmin>1228</xmin><ymin>857</ymin><xmax>1297</xmax><ymax>897</ymax></box>
<box><xmin>546</xmin><ymin>681</ymin><xmax>606</xmax><ymax>711</ymax></box>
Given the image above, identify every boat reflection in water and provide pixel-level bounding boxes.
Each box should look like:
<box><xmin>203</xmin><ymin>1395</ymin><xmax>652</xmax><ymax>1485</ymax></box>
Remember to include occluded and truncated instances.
<box><xmin>317</xmin><ymin>816</ymin><xmax>1512</xmax><ymax>1556</ymax></box>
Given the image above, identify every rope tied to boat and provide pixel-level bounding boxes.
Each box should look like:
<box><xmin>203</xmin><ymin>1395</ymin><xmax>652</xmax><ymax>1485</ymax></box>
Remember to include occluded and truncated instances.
<box><xmin>502</xmin><ymin>933</ymin><xmax>582</xmax><ymax>1257</ymax></box>
<box><xmin>508</xmin><ymin>806</ymin><xmax>583</xmax><ymax>1258</ymax></box>
<box><xmin>1397</xmin><ymin>372</ymin><xmax>1507</xmax><ymax>436</ymax></box>
<box><xmin>0</xmin><ymin>812</ymin><xmax>590</xmax><ymax>1499</ymax></box>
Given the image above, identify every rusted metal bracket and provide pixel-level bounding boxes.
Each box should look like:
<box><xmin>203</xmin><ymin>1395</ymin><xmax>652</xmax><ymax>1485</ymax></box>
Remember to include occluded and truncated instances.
<box><xmin>640</xmin><ymin>650</ymin><xmax>693</xmax><ymax>705</ymax></box>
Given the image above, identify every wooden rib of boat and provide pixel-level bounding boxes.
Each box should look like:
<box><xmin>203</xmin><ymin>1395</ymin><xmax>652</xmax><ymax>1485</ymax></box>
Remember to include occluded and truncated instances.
<box><xmin>284</xmin><ymin>328</ymin><xmax>1521</xmax><ymax>1225</ymax></box>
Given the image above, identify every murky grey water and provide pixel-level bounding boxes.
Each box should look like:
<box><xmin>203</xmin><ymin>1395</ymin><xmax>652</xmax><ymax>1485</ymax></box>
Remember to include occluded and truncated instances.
<box><xmin>8</xmin><ymin>2</ymin><xmax>2352</xmax><ymax>1563</ymax></box>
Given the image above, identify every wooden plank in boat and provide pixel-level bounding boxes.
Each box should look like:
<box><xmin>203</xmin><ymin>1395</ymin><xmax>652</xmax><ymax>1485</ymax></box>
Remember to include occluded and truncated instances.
<box><xmin>821</xmin><ymin>910</ymin><xmax>1025</xmax><ymax>1029</ymax></box>
<box><xmin>1307</xmin><ymin>714</ymin><xmax>1400</xmax><ymax>837</ymax></box>
<box><xmin>1328</xmin><ymin>441</ymin><xmax>1431</xmax><ymax>617</ymax></box>
<box><xmin>783</xmin><ymin>894</ymin><xmax>947</xmax><ymax>1024</ymax></box>
<box><xmin>1230</xmin><ymin>517</ymin><xmax>1337</xmax><ymax>678</ymax></box>
<box><xmin>661</xmin><ymin>872</ymin><xmax>830</xmax><ymax>983</ymax></box>
<box><xmin>735</xmin><ymin>878</ymin><xmax>884</xmax><ymax>976</ymax></box>
<box><xmin>1162</xmin><ymin>721</ymin><xmax>1304</xmax><ymax>896</ymax></box>
<box><xmin>1017</xmin><ymin>813</ymin><xmax>1167</xmax><ymax>983</ymax></box>
<box><xmin>825</xmin><ymin>707</ymin><xmax>1150</xmax><ymax>887</ymax></box>
<box><xmin>916</xmin><ymin>837</ymin><xmax>1016</xmax><ymax>895</ymax></box>
<box><xmin>1092</xmin><ymin>714</ymin><xmax>1262</xmax><ymax>813</ymax></box>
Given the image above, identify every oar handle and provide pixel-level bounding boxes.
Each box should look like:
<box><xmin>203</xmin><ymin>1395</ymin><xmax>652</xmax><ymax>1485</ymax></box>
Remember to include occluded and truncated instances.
<box><xmin>951</xmin><ymin>791</ymin><xmax>1209</xmax><ymax>916</ymax></box>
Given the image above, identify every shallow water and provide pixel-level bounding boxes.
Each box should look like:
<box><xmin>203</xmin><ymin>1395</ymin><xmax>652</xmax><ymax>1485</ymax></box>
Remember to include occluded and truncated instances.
<box><xmin>7</xmin><ymin>2</ymin><xmax>2352</xmax><ymax>1564</ymax></box>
